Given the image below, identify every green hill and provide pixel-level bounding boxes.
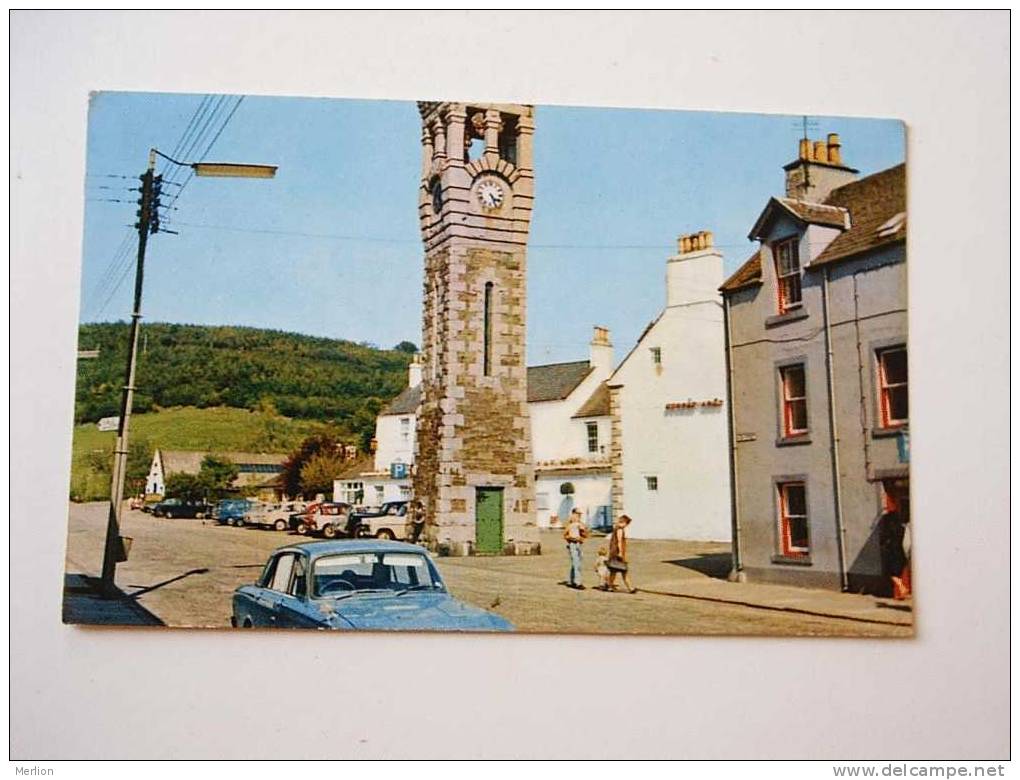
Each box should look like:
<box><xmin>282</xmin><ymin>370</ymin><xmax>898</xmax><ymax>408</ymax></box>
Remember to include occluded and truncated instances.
<box><xmin>76</xmin><ymin>321</ymin><xmax>414</xmax><ymax>426</ymax></box>
<box><xmin>69</xmin><ymin>406</ymin><xmax>331</xmax><ymax>501</ymax></box>
<box><xmin>70</xmin><ymin>322</ymin><xmax>417</xmax><ymax>501</ymax></box>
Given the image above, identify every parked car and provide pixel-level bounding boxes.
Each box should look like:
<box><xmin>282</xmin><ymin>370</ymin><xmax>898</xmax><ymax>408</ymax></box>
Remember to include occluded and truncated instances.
<box><xmin>152</xmin><ymin>498</ymin><xmax>212</xmax><ymax>519</ymax></box>
<box><xmin>244</xmin><ymin>502</ymin><xmax>307</xmax><ymax>531</ymax></box>
<box><xmin>310</xmin><ymin>503</ymin><xmax>358</xmax><ymax>539</ymax></box>
<box><xmin>348</xmin><ymin>501</ymin><xmax>409</xmax><ymax>540</ymax></box>
<box><xmin>214</xmin><ymin>499</ymin><xmax>253</xmax><ymax>526</ymax></box>
<box><xmin>231</xmin><ymin>540</ymin><xmax>514</xmax><ymax>632</ymax></box>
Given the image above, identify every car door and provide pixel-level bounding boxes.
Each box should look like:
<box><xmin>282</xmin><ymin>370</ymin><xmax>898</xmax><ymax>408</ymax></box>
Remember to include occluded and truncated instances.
<box><xmin>273</xmin><ymin>553</ymin><xmax>323</xmax><ymax>628</ymax></box>
<box><xmin>248</xmin><ymin>552</ymin><xmax>299</xmax><ymax>627</ymax></box>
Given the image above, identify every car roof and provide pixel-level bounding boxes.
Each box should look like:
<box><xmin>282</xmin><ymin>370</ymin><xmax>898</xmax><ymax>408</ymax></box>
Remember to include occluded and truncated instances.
<box><xmin>273</xmin><ymin>540</ymin><xmax>427</xmax><ymax>558</ymax></box>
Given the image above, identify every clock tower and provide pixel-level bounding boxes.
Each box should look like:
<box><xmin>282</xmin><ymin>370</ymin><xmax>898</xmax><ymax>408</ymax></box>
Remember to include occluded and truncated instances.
<box><xmin>414</xmin><ymin>101</ymin><xmax>540</xmax><ymax>556</ymax></box>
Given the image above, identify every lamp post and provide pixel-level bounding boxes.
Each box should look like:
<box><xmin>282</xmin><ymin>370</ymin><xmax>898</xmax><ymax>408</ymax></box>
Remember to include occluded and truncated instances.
<box><xmin>99</xmin><ymin>148</ymin><xmax>277</xmax><ymax>596</ymax></box>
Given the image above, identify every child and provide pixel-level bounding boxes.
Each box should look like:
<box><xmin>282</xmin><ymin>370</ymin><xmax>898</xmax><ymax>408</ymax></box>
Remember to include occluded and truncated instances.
<box><xmin>594</xmin><ymin>546</ymin><xmax>610</xmax><ymax>590</ymax></box>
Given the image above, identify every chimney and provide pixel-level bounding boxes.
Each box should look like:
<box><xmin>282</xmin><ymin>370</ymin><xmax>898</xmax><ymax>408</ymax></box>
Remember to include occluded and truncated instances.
<box><xmin>589</xmin><ymin>326</ymin><xmax>614</xmax><ymax>372</ymax></box>
<box><xmin>784</xmin><ymin>132</ymin><xmax>858</xmax><ymax>202</ymax></box>
<box><xmin>408</xmin><ymin>353</ymin><xmax>422</xmax><ymax>388</ymax></box>
<box><xmin>668</xmin><ymin>230</ymin><xmax>723</xmax><ymax>307</ymax></box>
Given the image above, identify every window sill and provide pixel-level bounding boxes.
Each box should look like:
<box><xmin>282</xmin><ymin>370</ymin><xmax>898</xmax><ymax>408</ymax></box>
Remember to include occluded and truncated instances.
<box><xmin>872</xmin><ymin>425</ymin><xmax>908</xmax><ymax>439</ymax></box>
<box><xmin>771</xmin><ymin>554</ymin><xmax>813</xmax><ymax>567</ymax></box>
<box><xmin>776</xmin><ymin>434</ymin><xmax>812</xmax><ymax>447</ymax></box>
<box><xmin>765</xmin><ymin>307</ymin><xmax>809</xmax><ymax>328</ymax></box>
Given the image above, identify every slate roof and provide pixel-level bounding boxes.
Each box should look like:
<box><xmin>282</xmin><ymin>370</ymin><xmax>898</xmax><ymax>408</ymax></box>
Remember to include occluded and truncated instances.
<box><xmin>748</xmin><ymin>196</ymin><xmax>849</xmax><ymax>241</ymax></box>
<box><xmin>527</xmin><ymin>361</ymin><xmax>593</xmax><ymax>403</ymax></box>
<box><xmin>721</xmin><ymin>163</ymin><xmax>906</xmax><ymax>293</ymax></box>
<box><xmin>811</xmin><ymin>163</ymin><xmax>906</xmax><ymax>267</ymax></box>
<box><xmin>572</xmin><ymin>381</ymin><xmax>610</xmax><ymax>418</ymax></box>
<box><xmin>159</xmin><ymin>450</ymin><xmax>288</xmax><ymax>475</ymax></box>
<box><xmin>720</xmin><ymin>249</ymin><xmax>764</xmax><ymax>293</ymax></box>
<box><xmin>381</xmin><ymin>384</ymin><xmax>422</xmax><ymax>415</ymax></box>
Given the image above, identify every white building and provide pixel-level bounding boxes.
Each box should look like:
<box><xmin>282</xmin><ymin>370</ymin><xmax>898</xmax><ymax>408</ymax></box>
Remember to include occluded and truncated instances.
<box><xmin>530</xmin><ymin>327</ymin><xmax>615</xmax><ymax>529</ymax></box>
<box><xmin>607</xmin><ymin>231</ymin><xmax>732</xmax><ymax>541</ymax></box>
<box><xmin>335</xmin><ymin>357</ymin><xmax>421</xmax><ymax>507</ymax></box>
<box><xmin>146</xmin><ymin>449</ymin><xmax>288</xmax><ymax>501</ymax></box>
<box><xmin>341</xmin><ymin>331</ymin><xmax>616</xmax><ymax>526</ymax></box>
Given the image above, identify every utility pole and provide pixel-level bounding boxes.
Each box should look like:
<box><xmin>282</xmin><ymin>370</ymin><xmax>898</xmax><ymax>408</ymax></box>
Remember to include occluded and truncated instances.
<box><xmin>100</xmin><ymin>149</ymin><xmax>161</xmax><ymax>595</ymax></box>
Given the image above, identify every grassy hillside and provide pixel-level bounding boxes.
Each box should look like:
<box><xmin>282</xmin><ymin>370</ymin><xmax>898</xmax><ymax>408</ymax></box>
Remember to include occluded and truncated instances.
<box><xmin>69</xmin><ymin>406</ymin><xmax>332</xmax><ymax>502</ymax></box>
<box><xmin>75</xmin><ymin>322</ymin><xmax>415</xmax><ymax>433</ymax></box>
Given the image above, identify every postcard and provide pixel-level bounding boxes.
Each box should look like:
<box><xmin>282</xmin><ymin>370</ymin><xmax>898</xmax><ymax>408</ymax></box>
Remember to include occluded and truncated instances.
<box><xmin>64</xmin><ymin>92</ymin><xmax>910</xmax><ymax>637</ymax></box>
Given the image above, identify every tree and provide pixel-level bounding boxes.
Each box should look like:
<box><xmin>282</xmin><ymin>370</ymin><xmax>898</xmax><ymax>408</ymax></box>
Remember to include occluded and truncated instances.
<box><xmin>163</xmin><ymin>455</ymin><xmax>238</xmax><ymax>502</ymax></box>
<box><xmin>164</xmin><ymin>473</ymin><xmax>207</xmax><ymax>502</ymax></box>
<box><xmin>393</xmin><ymin>341</ymin><xmax>419</xmax><ymax>354</ymax></box>
<box><xmin>199</xmin><ymin>455</ymin><xmax>239</xmax><ymax>499</ymax></box>
<box><xmin>281</xmin><ymin>432</ymin><xmax>347</xmax><ymax>498</ymax></box>
<box><xmin>299</xmin><ymin>450</ymin><xmax>348</xmax><ymax>496</ymax></box>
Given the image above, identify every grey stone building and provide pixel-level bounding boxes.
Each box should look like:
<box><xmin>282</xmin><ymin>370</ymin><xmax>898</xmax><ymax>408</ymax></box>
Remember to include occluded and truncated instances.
<box><xmin>413</xmin><ymin>101</ymin><xmax>540</xmax><ymax>556</ymax></box>
<box><xmin>721</xmin><ymin>135</ymin><xmax>908</xmax><ymax>594</ymax></box>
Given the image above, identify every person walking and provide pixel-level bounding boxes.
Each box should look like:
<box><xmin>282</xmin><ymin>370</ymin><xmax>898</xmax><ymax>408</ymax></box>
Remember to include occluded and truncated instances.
<box><xmin>405</xmin><ymin>499</ymin><xmax>427</xmax><ymax>544</ymax></box>
<box><xmin>561</xmin><ymin>508</ymin><xmax>589</xmax><ymax>589</ymax></box>
<box><xmin>605</xmin><ymin>514</ymin><xmax>637</xmax><ymax>593</ymax></box>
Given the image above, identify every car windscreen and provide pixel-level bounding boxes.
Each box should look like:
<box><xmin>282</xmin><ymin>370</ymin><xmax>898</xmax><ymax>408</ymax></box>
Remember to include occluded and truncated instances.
<box><xmin>311</xmin><ymin>552</ymin><xmax>442</xmax><ymax>598</ymax></box>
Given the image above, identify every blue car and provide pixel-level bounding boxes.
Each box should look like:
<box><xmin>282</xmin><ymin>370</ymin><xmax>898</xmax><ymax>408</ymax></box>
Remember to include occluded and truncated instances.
<box><xmin>231</xmin><ymin>540</ymin><xmax>514</xmax><ymax>632</ymax></box>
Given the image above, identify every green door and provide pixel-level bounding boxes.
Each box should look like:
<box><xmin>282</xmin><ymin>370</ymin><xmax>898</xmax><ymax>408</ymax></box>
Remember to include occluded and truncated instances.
<box><xmin>475</xmin><ymin>488</ymin><xmax>504</xmax><ymax>554</ymax></box>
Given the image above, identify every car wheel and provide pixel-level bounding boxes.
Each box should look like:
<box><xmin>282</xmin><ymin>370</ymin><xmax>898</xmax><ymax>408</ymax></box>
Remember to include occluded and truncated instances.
<box><xmin>274</xmin><ymin>519</ymin><xmax>287</xmax><ymax>532</ymax></box>
<box><xmin>322</xmin><ymin>524</ymin><xmax>338</xmax><ymax>539</ymax></box>
<box><xmin>376</xmin><ymin>529</ymin><xmax>395</xmax><ymax>540</ymax></box>
<box><xmin>242</xmin><ymin>617</ymin><xmax>253</xmax><ymax>628</ymax></box>
<box><xmin>235</xmin><ymin>518</ymin><xmax>246</xmax><ymax>528</ymax></box>
<box><xmin>196</xmin><ymin>512</ymin><xmax>205</xmax><ymax>520</ymax></box>
<box><xmin>296</xmin><ymin>523</ymin><xmax>309</xmax><ymax>535</ymax></box>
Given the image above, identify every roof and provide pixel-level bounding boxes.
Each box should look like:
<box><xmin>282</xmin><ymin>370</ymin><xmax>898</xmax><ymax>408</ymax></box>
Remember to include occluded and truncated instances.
<box><xmin>811</xmin><ymin>163</ymin><xmax>906</xmax><ymax>266</ymax></box>
<box><xmin>527</xmin><ymin>361</ymin><xmax>593</xmax><ymax>402</ymax></box>
<box><xmin>748</xmin><ymin>196</ymin><xmax>848</xmax><ymax>240</ymax></box>
<box><xmin>159</xmin><ymin>450</ymin><xmax>288</xmax><ymax>476</ymax></box>
<box><xmin>281</xmin><ymin>539</ymin><xmax>428</xmax><ymax>558</ymax></box>
<box><xmin>607</xmin><ymin>314</ymin><xmax>663</xmax><ymax>386</ymax></box>
<box><xmin>721</xmin><ymin>163</ymin><xmax>906</xmax><ymax>294</ymax></box>
<box><xmin>335</xmin><ymin>454</ymin><xmax>374</xmax><ymax>480</ymax></box>
<box><xmin>381</xmin><ymin>384</ymin><xmax>422</xmax><ymax>415</ymax></box>
<box><xmin>719</xmin><ymin>249</ymin><xmax>764</xmax><ymax>293</ymax></box>
<box><xmin>572</xmin><ymin>381</ymin><xmax>610</xmax><ymax>418</ymax></box>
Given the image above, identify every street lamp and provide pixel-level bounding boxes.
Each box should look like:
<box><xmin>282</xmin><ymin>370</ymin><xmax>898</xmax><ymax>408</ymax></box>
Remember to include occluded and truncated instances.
<box><xmin>99</xmin><ymin>147</ymin><xmax>277</xmax><ymax>597</ymax></box>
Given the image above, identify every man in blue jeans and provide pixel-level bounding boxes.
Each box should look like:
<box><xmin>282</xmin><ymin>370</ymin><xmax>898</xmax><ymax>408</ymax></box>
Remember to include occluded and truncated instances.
<box><xmin>562</xmin><ymin>508</ymin><xmax>589</xmax><ymax>589</ymax></box>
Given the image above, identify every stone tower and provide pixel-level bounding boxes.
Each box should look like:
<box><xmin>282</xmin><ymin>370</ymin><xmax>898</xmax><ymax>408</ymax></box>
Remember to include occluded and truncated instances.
<box><xmin>414</xmin><ymin>101</ymin><xmax>540</xmax><ymax>556</ymax></box>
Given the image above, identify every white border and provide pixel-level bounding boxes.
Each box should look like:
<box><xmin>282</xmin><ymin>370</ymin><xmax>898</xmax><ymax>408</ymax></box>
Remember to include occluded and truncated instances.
<box><xmin>9</xmin><ymin>10</ymin><xmax>1011</xmax><ymax>759</ymax></box>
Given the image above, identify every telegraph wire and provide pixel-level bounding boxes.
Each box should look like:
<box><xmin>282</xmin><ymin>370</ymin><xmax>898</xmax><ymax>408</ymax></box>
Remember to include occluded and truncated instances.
<box><xmin>161</xmin><ymin>95</ymin><xmax>213</xmax><ymax>177</ymax></box>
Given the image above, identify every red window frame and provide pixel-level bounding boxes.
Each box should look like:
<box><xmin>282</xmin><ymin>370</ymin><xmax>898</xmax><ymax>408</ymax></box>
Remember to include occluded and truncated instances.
<box><xmin>773</xmin><ymin>238</ymin><xmax>802</xmax><ymax>313</ymax></box>
<box><xmin>780</xmin><ymin>364</ymin><xmax>808</xmax><ymax>436</ymax></box>
<box><xmin>778</xmin><ymin>482</ymin><xmax>809</xmax><ymax>558</ymax></box>
<box><xmin>877</xmin><ymin>346</ymin><xmax>908</xmax><ymax>428</ymax></box>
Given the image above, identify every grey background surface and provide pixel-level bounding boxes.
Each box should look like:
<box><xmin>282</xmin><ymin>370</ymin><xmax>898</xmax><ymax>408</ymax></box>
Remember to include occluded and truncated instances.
<box><xmin>10</xmin><ymin>10</ymin><xmax>1010</xmax><ymax>759</ymax></box>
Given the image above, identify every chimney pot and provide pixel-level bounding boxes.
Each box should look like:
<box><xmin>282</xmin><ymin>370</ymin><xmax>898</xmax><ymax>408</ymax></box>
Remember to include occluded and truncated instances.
<box><xmin>799</xmin><ymin>138</ymin><xmax>811</xmax><ymax>160</ymax></box>
<box><xmin>827</xmin><ymin>133</ymin><xmax>842</xmax><ymax>165</ymax></box>
<box><xmin>814</xmin><ymin>140</ymin><xmax>828</xmax><ymax>162</ymax></box>
<box><xmin>680</xmin><ymin>235</ymin><xmax>690</xmax><ymax>254</ymax></box>
<box><xmin>705</xmin><ymin>230</ymin><xmax>714</xmax><ymax>248</ymax></box>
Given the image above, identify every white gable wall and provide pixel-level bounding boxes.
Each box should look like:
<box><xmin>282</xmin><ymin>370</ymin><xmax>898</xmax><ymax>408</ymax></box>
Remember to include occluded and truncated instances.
<box><xmin>612</xmin><ymin>248</ymin><xmax>731</xmax><ymax>541</ymax></box>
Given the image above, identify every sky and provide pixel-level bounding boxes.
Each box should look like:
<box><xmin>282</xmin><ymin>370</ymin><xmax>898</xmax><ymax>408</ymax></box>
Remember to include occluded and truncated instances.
<box><xmin>79</xmin><ymin>93</ymin><xmax>904</xmax><ymax>366</ymax></box>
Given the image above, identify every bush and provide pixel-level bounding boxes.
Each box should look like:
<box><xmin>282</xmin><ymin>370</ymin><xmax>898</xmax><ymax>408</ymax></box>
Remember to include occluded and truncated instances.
<box><xmin>559</xmin><ymin>482</ymin><xmax>575</xmax><ymax>495</ymax></box>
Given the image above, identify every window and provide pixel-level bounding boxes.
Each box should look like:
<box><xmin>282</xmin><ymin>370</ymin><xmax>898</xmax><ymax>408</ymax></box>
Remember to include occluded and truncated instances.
<box><xmin>645</xmin><ymin>476</ymin><xmax>658</xmax><ymax>491</ymax></box>
<box><xmin>536</xmin><ymin>492</ymin><xmax>549</xmax><ymax>511</ymax></box>
<box><xmin>877</xmin><ymin>347</ymin><xmax>908</xmax><ymax>428</ymax></box>
<box><xmin>586</xmin><ymin>421</ymin><xmax>599</xmax><ymax>453</ymax></box>
<box><xmin>483</xmin><ymin>282</ymin><xmax>494</xmax><ymax>376</ymax></box>
<box><xmin>650</xmin><ymin>347</ymin><xmax>662</xmax><ymax>365</ymax></box>
<box><xmin>269</xmin><ymin>553</ymin><xmax>297</xmax><ymax>592</ymax></box>
<box><xmin>777</xmin><ymin>482</ymin><xmax>809</xmax><ymax>558</ymax></box>
<box><xmin>399</xmin><ymin>485</ymin><xmax>412</xmax><ymax>499</ymax></box>
<box><xmin>400</xmin><ymin>417</ymin><xmax>411</xmax><ymax>441</ymax></box>
<box><xmin>773</xmin><ymin>238</ymin><xmax>802</xmax><ymax>313</ymax></box>
<box><xmin>780</xmin><ymin>364</ymin><xmax>808</xmax><ymax>436</ymax></box>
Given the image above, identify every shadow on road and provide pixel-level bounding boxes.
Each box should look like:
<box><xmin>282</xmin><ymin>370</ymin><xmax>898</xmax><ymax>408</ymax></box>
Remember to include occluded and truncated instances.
<box><xmin>663</xmin><ymin>553</ymin><xmax>732</xmax><ymax>579</ymax></box>
<box><xmin>124</xmin><ymin>567</ymin><xmax>210</xmax><ymax>598</ymax></box>
<box><xmin>62</xmin><ymin>574</ymin><xmax>166</xmax><ymax>627</ymax></box>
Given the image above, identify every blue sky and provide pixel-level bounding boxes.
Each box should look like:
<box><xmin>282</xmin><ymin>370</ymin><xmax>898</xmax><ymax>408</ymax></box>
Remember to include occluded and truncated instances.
<box><xmin>79</xmin><ymin>93</ymin><xmax>904</xmax><ymax>365</ymax></box>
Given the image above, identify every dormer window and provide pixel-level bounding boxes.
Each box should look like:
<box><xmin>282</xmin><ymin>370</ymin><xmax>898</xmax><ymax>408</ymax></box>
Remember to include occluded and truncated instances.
<box><xmin>774</xmin><ymin>238</ymin><xmax>802</xmax><ymax>313</ymax></box>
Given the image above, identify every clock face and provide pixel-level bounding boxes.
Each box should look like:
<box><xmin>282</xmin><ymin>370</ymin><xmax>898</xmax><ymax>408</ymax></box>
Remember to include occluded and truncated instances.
<box><xmin>430</xmin><ymin>179</ymin><xmax>443</xmax><ymax>216</ymax></box>
<box><xmin>476</xmin><ymin>179</ymin><xmax>505</xmax><ymax>210</ymax></box>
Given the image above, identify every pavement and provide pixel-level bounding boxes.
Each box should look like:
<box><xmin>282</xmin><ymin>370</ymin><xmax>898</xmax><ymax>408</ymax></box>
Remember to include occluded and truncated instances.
<box><xmin>63</xmin><ymin>502</ymin><xmax>912</xmax><ymax>637</ymax></box>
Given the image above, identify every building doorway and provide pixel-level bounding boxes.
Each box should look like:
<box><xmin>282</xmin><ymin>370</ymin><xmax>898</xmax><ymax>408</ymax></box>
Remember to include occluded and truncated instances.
<box><xmin>475</xmin><ymin>487</ymin><xmax>504</xmax><ymax>554</ymax></box>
